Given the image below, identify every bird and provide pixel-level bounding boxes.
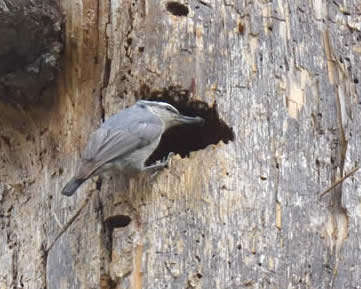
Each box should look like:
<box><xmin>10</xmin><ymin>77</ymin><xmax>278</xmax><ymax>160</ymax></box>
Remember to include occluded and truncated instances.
<box><xmin>61</xmin><ymin>100</ymin><xmax>205</xmax><ymax>196</ymax></box>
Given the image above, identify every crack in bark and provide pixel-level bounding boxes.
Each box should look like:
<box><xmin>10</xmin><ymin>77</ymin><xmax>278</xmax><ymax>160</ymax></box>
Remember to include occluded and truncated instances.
<box><xmin>321</xmin><ymin>29</ymin><xmax>351</xmax><ymax>289</ymax></box>
<box><xmin>11</xmin><ymin>242</ymin><xmax>18</xmax><ymax>288</ymax></box>
<box><xmin>97</xmin><ymin>0</ymin><xmax>112</xmax><ymax>122</ymax></box>
<box><xmin>125</xmin><ymin>2</ymin><xmax>135</xmax><ymax>64</ymax></box>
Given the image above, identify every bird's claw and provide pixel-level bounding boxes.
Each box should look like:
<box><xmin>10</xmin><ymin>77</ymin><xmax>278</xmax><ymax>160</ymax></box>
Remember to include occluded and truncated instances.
<box><xmin>164</xmin><ymin>152</ymin><xmax>175</xmax><ymax>164</ymax></box>
<box><xmin>147</xmin><ymin>152</ymin><xmax>175</xmax><ymax>179</ymax></box>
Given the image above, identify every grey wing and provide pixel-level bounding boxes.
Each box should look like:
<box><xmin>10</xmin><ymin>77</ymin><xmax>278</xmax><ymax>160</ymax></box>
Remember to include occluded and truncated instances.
<box><xmin>76</xmin><ymin>121</ymin><xmax>162</xmax><ymax>179</ymax></box>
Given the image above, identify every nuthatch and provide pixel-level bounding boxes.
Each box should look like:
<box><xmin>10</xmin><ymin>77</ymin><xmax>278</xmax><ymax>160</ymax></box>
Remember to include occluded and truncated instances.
<box><xmin>62</xmin><ymin>100</ymin><xmax>204</xmax><ymax>196</ymax></box>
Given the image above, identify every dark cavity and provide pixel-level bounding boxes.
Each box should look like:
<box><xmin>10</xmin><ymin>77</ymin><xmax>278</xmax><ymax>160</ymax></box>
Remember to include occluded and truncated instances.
<box><xmin>137</xmin><ymin>85</ymin><xmax>235</xmax><ymax>166</ymax></box>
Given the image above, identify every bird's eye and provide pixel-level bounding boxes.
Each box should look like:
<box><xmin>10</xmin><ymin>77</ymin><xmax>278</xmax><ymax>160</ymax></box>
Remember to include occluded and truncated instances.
<box><xmin>166</xmin><ymin>107</ymin><xmax>174</xmax><ymax>112</ymax></box>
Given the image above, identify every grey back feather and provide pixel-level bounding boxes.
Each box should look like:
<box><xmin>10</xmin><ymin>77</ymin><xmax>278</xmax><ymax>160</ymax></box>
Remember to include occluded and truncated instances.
<box><xmin>76</xmin><ymin>103</ymin><xmax>163</xmax><ymax>179</ymax></box>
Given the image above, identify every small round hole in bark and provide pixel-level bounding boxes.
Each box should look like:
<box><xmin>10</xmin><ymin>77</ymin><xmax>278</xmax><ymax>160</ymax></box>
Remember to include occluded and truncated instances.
<box><xmin>166</xmin><ymin>2</ymin><xmax>189</xmax><ymax>16</ymax></box>
<box><xmin>105</xmin><ymin>215</ymin><xmax>131</xmax><ymax>228</ymax></box>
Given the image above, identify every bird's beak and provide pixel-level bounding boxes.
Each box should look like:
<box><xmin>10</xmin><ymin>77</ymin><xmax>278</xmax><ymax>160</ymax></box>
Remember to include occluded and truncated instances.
<box><xmin>176</xmin><ymin>115</ymin><xmax>205</xmax><ymax>125</ymax></box>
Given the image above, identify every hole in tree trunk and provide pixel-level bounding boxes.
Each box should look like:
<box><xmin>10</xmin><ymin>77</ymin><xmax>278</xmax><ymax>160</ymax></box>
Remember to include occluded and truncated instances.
<box><xmin>105</xmin><ymin>215</ymin><xmax>131</xmax><ymax>229</ymax></box>
<box><xmin>166</xmin><ymin>2</ymin><xmax>189</xmax><ymax>16</ymax></box>
<box><xmin>137</xmin><ymin>85</ymin><xmax>235</xmax><ymax>166</ymax></box>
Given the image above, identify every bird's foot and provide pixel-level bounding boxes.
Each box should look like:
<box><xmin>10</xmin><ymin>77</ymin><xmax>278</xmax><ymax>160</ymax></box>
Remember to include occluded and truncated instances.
<box><xmin>145</xmin><ymin>152</ymin><xmax>175</xmax><ymax>178</ymax></box>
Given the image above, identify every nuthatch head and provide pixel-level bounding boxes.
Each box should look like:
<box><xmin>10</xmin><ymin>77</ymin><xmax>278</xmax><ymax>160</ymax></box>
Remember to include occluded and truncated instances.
<box><xmin>137</xmin><ymin>100</ymin><xmax>205</xmax><ymax>128</ymax></box>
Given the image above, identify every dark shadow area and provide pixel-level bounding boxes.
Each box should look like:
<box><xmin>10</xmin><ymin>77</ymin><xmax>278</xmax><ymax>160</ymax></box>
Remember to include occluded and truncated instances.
<box><xmin>103</xmin><ymin>214</ymin><xmax>132</xmax><ymax>262</ymax></box>
<box><xmin>166</xmin><ymin>2</ymin><xmax>189</xmax><ymax>16</ymax></box>
<box><xmin>0</xmin><ymin>0</ymin><xmax>62</xmax><ymax>107</ymax></box>
<box><xmin>105</xmin><ymin>215</ymin><xmax>131</xmax><ymax>229</ymax></box>
<box><xmin>137</xmin><ymin>85</ymin><xmax>235</xmax><ymax>165</ymax></box>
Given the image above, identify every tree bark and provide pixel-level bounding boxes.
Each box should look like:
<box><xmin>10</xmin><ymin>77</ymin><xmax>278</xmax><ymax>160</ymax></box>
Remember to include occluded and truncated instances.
<box><xmin>0</xmin><ymin>0</ymin><xmax>62</xmax><ymax>105</ymax></box>
<box><xmin>1</xmin><ymin>0</ymin><xmax>361</xmax><ymax>288</ymax></box>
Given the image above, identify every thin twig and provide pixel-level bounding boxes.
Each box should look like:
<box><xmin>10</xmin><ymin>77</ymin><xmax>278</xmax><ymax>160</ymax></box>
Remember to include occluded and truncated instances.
<box><xmin>46</xmin><ymin>190</ymin><xmax>95</xmax><ymax>253</ymax></box>
<box><xmin>319</xmin><ymin>167</ymin><xmax>360</xmax><ymax>198</ymax></box>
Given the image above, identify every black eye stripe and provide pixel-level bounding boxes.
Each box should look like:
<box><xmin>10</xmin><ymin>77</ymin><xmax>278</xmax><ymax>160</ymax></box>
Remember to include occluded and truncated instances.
<box><xmin>164</xmin><ymin>106</ymin><xmax>178</xmax><ymax>113</ymax></box>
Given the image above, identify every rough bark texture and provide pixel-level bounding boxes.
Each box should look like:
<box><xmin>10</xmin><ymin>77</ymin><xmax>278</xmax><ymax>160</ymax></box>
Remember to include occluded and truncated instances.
<box><xmin>1</xmin><ymin>0</ymin><xmax>361</xmax><ymax>288</ymax></box>
<box><xmin>0</xmin><ymin>0</ymin><xmax>62</xmax><ymax>105</ymax></box>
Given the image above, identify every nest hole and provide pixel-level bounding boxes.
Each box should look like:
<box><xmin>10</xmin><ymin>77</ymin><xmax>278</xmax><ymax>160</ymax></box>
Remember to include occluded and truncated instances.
<box><xmin>138</xmin><ymin>86</ymin><xmax>235</xmax><ymax>166</ymax></box>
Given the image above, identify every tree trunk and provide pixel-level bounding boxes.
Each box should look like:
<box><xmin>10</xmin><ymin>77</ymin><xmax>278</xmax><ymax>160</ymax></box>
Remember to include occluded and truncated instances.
<box><xmin>1</xmin><ymin>0</ymin><xmax>361</xmax><ymax>288</ymax></box>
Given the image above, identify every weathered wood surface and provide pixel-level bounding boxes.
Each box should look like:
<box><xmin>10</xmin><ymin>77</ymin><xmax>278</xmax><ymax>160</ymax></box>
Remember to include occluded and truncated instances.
<box><xmin>1</xmin><ymin>0</ymin><xmax>361</xmax><ymax>288</ymax></box>
<box><xmin>0</xmin><ymin>0</ymin><xmax>62</xmax><ymax>105</ymax></box>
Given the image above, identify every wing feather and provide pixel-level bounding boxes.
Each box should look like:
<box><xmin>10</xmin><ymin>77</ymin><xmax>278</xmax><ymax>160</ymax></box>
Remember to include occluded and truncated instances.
<box><xmin>76</xmin><ymin>120</ymin><xmax>162</xmax><ymax>179</ymax></box>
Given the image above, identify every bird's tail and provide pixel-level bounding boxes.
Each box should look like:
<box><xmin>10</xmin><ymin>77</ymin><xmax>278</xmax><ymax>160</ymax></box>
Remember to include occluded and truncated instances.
<box><xmin>61</xmin><ymin>178</ymin><xmax>85</xmax><ymax>196</ymax></box>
